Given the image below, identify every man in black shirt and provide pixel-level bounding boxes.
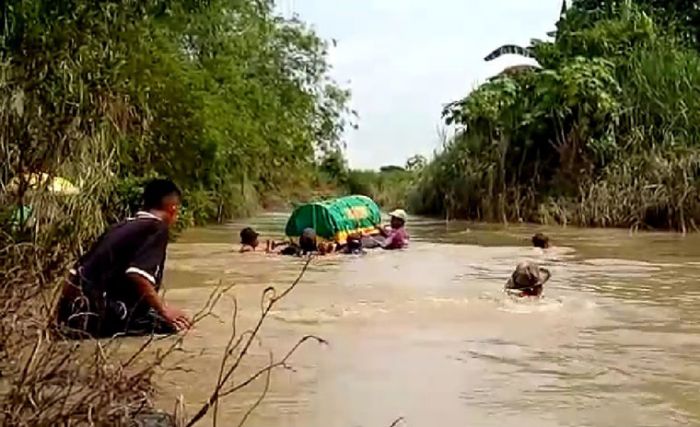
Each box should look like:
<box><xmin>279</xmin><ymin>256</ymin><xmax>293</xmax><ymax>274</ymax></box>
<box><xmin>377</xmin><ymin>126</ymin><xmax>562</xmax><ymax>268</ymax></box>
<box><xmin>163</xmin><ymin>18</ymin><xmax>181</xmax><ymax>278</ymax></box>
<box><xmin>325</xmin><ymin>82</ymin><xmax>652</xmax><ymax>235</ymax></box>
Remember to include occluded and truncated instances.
<box><xmin>56</xmin><ymin>179</ymin><xmax>192</xmax><ymax>338</ymax></box>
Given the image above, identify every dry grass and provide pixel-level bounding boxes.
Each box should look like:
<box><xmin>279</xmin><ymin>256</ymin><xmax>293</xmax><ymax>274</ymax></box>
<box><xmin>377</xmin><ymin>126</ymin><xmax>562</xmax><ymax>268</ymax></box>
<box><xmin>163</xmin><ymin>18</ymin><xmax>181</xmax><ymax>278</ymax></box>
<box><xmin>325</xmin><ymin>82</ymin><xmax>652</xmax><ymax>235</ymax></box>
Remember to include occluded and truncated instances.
<box><xmin>0</xmin><ymin>233</ymin><xmax>325</xmax><ymax>427</ymax></box>
<box><xmin>0</xmin><ymin>164</ymin><xmax>324</xmax><ymax>425</ymax></box>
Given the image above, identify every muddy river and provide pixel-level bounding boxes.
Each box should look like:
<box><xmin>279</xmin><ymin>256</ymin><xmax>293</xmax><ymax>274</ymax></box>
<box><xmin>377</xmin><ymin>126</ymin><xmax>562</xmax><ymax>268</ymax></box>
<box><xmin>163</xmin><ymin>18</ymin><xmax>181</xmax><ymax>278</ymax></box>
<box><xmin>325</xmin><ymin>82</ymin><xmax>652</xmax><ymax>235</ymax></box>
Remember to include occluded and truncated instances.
<box><xmin>151</xmin><ymin>214</ymin><xmax>700</xmax><ymax>427</ymax></box>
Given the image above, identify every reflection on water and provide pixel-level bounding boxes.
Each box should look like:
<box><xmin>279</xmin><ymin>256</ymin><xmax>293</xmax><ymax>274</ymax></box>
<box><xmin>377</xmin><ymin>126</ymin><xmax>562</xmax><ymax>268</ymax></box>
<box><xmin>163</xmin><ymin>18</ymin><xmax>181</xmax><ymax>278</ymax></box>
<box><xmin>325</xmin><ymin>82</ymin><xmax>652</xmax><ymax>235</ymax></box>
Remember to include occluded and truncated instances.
<box><xmin>153</xmin><ymin>214</ymin><xmax>700</xmax><ymax>427</ymax></box>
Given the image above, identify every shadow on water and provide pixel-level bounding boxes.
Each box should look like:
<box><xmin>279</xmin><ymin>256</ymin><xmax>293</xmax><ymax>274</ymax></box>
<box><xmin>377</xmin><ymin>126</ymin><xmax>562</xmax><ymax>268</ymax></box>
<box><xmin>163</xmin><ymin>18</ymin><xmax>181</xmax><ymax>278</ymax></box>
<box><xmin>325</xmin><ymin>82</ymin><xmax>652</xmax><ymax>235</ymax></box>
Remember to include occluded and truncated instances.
<box><xmin>154</xmin><ymin>214</ymin><xmax>700</xmax><ymax>427</ymax></box>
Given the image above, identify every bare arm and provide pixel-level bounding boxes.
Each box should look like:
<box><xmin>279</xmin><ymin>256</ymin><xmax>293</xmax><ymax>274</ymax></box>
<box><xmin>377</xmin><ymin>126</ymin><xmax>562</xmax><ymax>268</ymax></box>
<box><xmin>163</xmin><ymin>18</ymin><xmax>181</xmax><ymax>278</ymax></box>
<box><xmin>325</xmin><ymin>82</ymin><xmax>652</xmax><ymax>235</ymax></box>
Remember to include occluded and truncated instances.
<box><xmin>128</xmin><ymin>273</ymin><xmax>166</xmax><ymax>314</ymax></box>
<box><xmin>381</xmin><ymin>234</ymin><xmax>394</xmax><ymax>249</ymax></box>
<box><xmin>125</xmin><ymin>223</ymin><xmax>192</xmax><ymax>331</ymax></box>
<box><xmin>127</xmin><ymin>273</ymin><xmax>191</xmax><ymax>331</ymax></box>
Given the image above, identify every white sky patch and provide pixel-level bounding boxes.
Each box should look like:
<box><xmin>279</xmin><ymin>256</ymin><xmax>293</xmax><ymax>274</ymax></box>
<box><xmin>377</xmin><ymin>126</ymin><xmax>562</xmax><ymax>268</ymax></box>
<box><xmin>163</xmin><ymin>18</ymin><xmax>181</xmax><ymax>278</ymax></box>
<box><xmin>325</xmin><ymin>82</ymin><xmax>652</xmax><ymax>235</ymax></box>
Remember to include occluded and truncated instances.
<box><xmin>277</xmin><ymin>0</ymin><xmax>562</xmax><ymax>169</ymax></box>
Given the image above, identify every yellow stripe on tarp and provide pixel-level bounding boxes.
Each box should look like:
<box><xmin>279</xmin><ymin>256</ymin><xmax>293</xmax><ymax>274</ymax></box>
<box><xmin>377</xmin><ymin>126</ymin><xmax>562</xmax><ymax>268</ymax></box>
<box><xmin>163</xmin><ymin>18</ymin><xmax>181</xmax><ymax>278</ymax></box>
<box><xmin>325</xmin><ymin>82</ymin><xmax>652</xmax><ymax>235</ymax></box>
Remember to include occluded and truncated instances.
<box><xmin>333</xmin><ymin>226</ymin><xmax>379</xmax><ymax>245</ymax></box>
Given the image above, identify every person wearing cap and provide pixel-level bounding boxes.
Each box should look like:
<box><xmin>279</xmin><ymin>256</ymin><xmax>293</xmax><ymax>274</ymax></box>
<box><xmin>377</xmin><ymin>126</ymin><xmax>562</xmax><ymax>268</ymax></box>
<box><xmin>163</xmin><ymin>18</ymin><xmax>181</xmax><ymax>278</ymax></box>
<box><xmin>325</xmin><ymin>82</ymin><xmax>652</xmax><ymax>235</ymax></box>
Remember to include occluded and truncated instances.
<box><xmin>239</xmin><ymin>227</ymin><xmax>260</xmax><ymax>252</ymax></box>
<box><xmin>374</xmin><ymin>209</ymin><xmax>409</xmax><ymax>250</ymax></box>
<box><xmin>505</xmin><ymin>261</ymin><xmax>551</xmax><ymax>298</ymax></box>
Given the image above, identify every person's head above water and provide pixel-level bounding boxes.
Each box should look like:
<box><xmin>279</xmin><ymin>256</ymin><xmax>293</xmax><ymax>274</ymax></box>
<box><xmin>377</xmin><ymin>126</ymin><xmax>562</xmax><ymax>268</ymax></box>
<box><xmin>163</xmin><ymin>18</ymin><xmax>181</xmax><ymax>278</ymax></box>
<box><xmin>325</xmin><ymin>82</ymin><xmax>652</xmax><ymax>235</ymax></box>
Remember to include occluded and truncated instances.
<box><xmin>143</xmin><ymin>178</ymin><xmax>181</xmax><ymax>227</ymax></box>
<box><xmin>389</xmin><ymin>209</ymin><xmax>407</xmax><ymax>229</ymax></box>
<box><xmin>346</xmin><ymin>233</ymin><xmax>363</xmax><ymax>253</ymax></box>
<box><xmin>506</xmin><ymin>260</ymin><xmax>551</xmax><ymax>297</ymax></box>
<box><xmin>240</xmin><ymin>227</ymin><xmax>260</xmax><ymax>249</ymax></box>
<box><xmin>532</xmin><ymin>233</ymin><xmax>550</xmax><ymax>249</ymax></box>
<box><xmin>299</xmin><ymin>228</ymin><xmax>317</xmax><ymax>253</ymax></box>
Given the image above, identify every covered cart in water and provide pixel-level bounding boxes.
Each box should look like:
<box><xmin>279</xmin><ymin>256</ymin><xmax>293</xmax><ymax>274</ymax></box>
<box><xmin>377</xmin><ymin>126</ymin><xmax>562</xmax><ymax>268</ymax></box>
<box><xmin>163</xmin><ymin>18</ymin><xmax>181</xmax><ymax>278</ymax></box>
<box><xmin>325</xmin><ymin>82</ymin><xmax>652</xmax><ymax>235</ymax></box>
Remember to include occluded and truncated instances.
<box><xmin>284</xmin><ymin>195</ymin><xmax>382</xmax><ymax>244</ymax></box>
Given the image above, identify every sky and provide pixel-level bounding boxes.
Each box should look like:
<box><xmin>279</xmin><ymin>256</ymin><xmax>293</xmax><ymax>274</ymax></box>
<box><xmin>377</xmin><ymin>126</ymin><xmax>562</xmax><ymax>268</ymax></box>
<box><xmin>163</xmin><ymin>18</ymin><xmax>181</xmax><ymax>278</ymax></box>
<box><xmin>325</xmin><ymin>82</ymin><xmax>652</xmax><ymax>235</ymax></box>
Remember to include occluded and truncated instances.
<box><xmin>278</xmin><ymin>0</ymin><xmax>563</xmax><ymax>170</ymax></box>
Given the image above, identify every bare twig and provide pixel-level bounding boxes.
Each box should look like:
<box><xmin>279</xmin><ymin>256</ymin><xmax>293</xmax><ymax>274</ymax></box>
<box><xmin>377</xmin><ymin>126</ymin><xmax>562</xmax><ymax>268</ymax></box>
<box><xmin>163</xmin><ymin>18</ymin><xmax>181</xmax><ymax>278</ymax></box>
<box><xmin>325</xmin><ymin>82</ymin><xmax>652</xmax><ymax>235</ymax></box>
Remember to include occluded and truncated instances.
<box><xmin>235</xmin><ymin>351</ymin><xmax>274</xmax><ymax>427</ymax></box>
<box><xmin>217</xmin><ymin>335</ymin><xmax>328</xmax><ymax>399</ymax></box>
<box><xmin>213</xmin><ymin>297</ymin><xmax>238</xmax><ymax>427</ymax></box>
<box><xmin>186</xmin><ymin>257</ymin><xmax>324</xmax><ymax>427</ymax></box>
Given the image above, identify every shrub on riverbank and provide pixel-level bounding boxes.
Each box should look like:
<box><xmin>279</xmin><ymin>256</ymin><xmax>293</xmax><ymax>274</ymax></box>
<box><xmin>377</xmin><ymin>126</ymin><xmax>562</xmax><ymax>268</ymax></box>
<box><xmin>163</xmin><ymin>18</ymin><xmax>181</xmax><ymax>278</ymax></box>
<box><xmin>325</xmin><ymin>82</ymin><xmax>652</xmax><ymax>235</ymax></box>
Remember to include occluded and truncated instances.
<box><xmin>410</xmin><ymin>2</ymin><xmax>700</xmax><ymax>231</ymax></box>
<box><xmin>1</xmin><ymin>0</ymin><xmax>352</xmax><ymax>231</ymax></box>
<box><xmin>345</xmin><ymin>168</ymin><xmax>414</xmax><ymax>211</ymax></box>
<box><xmin>1</xmin><ymin>0</ymin><xmax>344</xmax><ymax>424</ymax></box>
<box><xmin>317</xmin><ymin>149</ymin><xmax>425</xmax><ymax>210</ymax></box>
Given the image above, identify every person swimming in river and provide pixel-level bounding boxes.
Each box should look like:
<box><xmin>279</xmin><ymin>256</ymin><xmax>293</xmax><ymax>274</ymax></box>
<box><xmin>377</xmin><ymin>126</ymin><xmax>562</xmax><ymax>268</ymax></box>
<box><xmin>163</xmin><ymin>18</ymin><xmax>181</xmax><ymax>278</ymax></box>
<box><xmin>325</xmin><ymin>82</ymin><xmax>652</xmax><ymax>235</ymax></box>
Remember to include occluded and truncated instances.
<box><xmin>265</xmin><ymin>228</ymin><xmax>366</xmax><ymax>257</ymax></box>
<box><xmin>238</xmin><ymin>227</ymin><xmax>331</xmax><ymax>255</ymax></box>
<box><xmin>532</xmin><ymin>233</ymin><xmax>550</xmax><ymax>249</ymax></box>
<box><xmin>239</xmin><ymin>227</ymin><xmax>260</xmax><ymax>252</ymax></box>
<box><xmin>505</xmin><ymin>260</ymin><xmax>551</xmax><ymax>298</ymax></box>
<box><xmin>341</xmin><ymin>233</ymin><xmax>365</xmax><ymax>255</ymax></box>
<box><xmin>267</xmin><ymin>228</ymin><xmax>335</xmax><ymax>256</ymax></box>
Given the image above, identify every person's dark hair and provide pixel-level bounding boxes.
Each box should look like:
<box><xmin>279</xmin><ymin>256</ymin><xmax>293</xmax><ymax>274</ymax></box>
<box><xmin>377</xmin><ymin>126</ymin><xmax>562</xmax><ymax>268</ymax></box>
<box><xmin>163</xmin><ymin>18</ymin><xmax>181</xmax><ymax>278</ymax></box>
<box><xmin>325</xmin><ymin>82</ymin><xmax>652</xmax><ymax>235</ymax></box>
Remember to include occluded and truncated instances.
<box><xmin>532</xmin><ymin>233</ymin><xmax>550</xmax><ymax>249</ymax></box>
<box><xmin>346</xmin><ymin>234</ymin><xmax>363</xmax><ymax>253</ymax></box>
<box><xmin>299</xmin><ymin>228</ymin><xmax>317</xmax><ymax>253</ymax></box>
<box><xmin>240</xmin><ymin>227</ymin><xmax>259</xmax><ymax>246</ymax></box>
<box><xmin>143</xmin><ymin>179</ymin><xmax>182</xmax><ymax>210</ymax></box>
<box><xmin>280</xmin><ymin>245</ymin><xmax>300</xmax><ymax>256</ymax></box>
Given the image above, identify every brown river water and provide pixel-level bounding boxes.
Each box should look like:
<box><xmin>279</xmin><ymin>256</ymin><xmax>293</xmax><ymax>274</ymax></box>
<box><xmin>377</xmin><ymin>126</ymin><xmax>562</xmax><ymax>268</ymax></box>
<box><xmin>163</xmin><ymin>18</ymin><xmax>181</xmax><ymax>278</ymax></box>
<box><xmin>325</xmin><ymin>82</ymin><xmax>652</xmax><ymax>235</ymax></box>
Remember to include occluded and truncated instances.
<box><xmin>145</xmin><ymin>213</ymin><xmax>700</xmax><ymax>427</ymax></box>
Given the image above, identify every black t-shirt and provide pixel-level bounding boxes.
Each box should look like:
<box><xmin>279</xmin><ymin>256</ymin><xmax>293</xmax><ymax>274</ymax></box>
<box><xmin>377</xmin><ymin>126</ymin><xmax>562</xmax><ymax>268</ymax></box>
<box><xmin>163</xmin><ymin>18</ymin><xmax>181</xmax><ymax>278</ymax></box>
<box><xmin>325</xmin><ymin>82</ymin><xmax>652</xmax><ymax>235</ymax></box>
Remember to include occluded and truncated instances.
<box><xmin>71</xmin><ymin>212</ymin><xmax>169</xmax><ymax>309</ymax></box>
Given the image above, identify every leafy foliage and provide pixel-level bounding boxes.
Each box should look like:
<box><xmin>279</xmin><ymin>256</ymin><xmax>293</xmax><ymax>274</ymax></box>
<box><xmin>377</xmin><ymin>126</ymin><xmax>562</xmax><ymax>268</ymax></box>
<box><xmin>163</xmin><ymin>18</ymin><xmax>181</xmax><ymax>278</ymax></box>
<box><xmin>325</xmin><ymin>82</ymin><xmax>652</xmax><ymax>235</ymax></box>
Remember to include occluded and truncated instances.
<box><xmin>0</xmin><ymin>2</ymin><xmax>351</xmax><ymax>423</ymax></box>
<box><xmin>413</xmin><ymin>2</ymin><xmax>700</xmax><ymax>230</ymax></box>
<box><xmin>1</xmin><ymin>0</ymin><xmax>351</xmax><ymax>233</ymax></box>
<box><xmin>570</xmin><ymin>0</ymin><xmax>700</xmax><ymax>47</ymax></box>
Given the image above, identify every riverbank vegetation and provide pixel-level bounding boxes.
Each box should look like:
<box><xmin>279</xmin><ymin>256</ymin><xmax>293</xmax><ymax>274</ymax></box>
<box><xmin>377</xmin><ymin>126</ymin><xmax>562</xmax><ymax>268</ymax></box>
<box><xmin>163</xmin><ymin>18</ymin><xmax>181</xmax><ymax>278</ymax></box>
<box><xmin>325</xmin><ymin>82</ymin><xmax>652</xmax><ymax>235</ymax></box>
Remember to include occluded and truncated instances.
<box><xmin>2</xmin><ymin>0</ymin><xmax>352</xmax><ymax>231</ymax></box>
<box><xmin>4</xmin><ymin>0</ymin><xmax>698</xmax><ymax>421</ymax></box>
<box><xmin>411</xmin><ymin>0</ymin><xmax>700</xmax><ymax>232</ymax></box>
<box><xmin>1</xmin><ymin>0</ymin><xmax>347</xmax><ymax>424</ymax></box>
<box><xmin>318</xmin><ymin>149</ymin><xmax>426</xmax><ymax>211</ymax></box>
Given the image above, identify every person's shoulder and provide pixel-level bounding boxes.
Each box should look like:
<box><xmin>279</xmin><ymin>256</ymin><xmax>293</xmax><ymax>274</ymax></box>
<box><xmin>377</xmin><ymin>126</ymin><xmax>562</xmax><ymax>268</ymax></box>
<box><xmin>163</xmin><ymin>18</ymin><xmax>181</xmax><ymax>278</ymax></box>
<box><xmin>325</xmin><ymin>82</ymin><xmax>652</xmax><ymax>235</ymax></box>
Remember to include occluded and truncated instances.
<box><xmin>129</xmin><ymin>216</ymin><xmax>167</xmax><ymax>232</ymax></box>
<box><xmin>118</xmin><ymin>217</ymin><xmax>169</xmax><ymax>244</ymax></box>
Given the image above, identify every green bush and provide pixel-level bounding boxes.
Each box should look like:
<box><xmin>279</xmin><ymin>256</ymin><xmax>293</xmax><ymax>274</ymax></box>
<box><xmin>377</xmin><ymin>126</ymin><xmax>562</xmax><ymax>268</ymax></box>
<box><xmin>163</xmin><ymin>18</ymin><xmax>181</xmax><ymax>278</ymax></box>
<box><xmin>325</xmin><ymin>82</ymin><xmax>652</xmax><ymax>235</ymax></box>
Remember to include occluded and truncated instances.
<box><xmin>412</xmin><ymin>2</ymin><xmax>700</xmax><ymax>231</ymax></box>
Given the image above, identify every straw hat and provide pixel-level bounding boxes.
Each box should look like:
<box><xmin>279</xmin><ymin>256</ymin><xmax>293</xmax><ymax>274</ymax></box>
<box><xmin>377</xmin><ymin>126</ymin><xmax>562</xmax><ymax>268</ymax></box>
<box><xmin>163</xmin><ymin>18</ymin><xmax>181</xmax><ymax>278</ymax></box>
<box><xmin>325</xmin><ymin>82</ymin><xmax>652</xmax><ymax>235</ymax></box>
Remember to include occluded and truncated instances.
<box><xmin>389</xmin><ymin>209</ymin><xmax>407</xmax><ymax>221</ymax></box>
<box><xmin>505</xmin><ymin>261</ymin><xmax>551</xmax><ymax>291</ymax></box>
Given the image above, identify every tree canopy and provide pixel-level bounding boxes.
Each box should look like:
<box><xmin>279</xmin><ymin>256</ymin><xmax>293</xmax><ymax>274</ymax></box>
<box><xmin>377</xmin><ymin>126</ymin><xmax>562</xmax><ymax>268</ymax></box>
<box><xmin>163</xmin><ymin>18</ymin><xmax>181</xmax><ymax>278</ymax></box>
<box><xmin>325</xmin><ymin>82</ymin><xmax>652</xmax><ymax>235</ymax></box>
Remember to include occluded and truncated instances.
<box><xmin>1</xmin><ymin>0</ymin><xmax>352</xmax><ymax>225</ymax></box>
<box><xmin>412</xmin><ymin>0</ymin><xmax>700</xmax><ymax>231</ymax></box>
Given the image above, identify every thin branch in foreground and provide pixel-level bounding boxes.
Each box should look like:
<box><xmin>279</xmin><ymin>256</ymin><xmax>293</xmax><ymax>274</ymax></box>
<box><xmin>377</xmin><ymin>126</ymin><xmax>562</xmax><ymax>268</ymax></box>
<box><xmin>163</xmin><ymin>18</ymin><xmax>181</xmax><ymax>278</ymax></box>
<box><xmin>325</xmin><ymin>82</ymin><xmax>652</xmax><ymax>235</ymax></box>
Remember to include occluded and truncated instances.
<box><xmin>213</xmin><ymin>297</ymin><xmax>238</xmax><ymax>427</ymax></box>
<box><xmin>217</xmin><ymin>335</ymin><xmax>328</xmax><ymax>399</ymax></box>
<box><xmin>186</xmin><ymin>257</ymin><xmax>324</xmax><ymax>427</ymax></box>
<box><xmin>235</xmin><ymin>351</ymin><xmax>274</xmax><ymax>427</ymax></box>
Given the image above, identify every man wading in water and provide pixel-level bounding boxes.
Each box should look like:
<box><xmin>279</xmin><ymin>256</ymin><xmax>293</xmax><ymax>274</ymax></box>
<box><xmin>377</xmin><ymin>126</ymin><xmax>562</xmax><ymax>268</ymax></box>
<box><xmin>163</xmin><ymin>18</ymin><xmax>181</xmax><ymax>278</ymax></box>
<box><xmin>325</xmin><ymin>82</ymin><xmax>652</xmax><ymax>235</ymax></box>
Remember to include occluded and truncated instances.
<box><xmin>365</xmin><ymin>209</ymin><xmax>409</xmax><ymax>250</ymax></box>
<box><xmin>56</xmin><ymin>179</ymin><xmax>192</xmax><ymax>338</ymax></box>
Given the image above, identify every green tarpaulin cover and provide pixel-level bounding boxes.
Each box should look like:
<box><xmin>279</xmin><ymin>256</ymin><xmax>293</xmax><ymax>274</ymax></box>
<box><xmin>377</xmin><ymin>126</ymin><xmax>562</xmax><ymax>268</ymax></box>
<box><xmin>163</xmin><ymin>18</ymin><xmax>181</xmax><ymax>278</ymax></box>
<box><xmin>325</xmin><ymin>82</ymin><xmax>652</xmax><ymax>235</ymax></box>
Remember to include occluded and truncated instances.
<box><xmin>285</xmin><ymin>195</ymin><xmax>382</xmax><ymax>244</ymax></box>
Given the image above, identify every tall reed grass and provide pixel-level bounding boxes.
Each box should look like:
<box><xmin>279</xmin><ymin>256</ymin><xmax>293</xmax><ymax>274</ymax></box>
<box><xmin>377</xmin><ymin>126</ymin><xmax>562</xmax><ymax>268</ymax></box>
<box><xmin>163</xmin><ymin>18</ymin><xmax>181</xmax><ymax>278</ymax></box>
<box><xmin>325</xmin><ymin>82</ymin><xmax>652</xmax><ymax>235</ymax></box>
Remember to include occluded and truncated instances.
<box><xmin>410</xmin><ymin>33</ymin><xmax>700</xmax><ymax>232</ymax></box>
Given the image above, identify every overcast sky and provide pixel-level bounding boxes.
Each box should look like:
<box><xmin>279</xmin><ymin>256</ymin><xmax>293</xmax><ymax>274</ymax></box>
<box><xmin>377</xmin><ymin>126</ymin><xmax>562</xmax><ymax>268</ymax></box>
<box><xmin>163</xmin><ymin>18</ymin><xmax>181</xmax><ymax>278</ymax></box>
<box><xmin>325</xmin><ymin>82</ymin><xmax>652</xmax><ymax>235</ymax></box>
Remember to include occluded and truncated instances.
<box><xmin>279</xmin><ymin>1</ymin><xmax>563</xmax><ymax>169</ymax></box>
